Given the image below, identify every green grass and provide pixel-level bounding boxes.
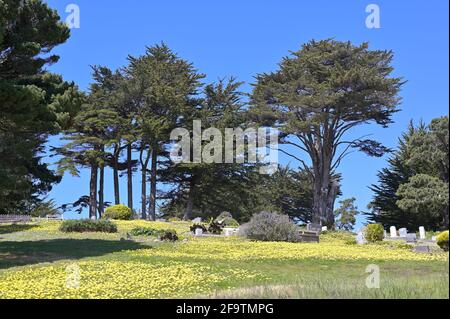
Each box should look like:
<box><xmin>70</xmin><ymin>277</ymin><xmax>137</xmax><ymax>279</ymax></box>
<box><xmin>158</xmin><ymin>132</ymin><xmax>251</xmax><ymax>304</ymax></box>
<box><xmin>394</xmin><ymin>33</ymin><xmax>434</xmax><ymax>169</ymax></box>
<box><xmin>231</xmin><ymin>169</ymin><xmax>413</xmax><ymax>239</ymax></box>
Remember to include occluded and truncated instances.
<box><xmin>0</xmin><ymin>221</ymin><xmax>448</xmax><ymax>299</ymax></box>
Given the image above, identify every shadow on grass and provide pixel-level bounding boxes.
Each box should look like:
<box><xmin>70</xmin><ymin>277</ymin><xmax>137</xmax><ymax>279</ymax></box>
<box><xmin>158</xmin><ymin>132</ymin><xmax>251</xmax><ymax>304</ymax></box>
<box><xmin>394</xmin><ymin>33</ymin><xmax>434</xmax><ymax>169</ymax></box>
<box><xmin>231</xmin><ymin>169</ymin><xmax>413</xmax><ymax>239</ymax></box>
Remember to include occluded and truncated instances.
<box><xmin>0</xmin><ymin>239</ymin><xmax>147</xmax><ymax>269</ymax></box>
<box><xmin>0</xmin><ymin>223</ymin><xmax>39</xmax><ymax>235</ymax></box>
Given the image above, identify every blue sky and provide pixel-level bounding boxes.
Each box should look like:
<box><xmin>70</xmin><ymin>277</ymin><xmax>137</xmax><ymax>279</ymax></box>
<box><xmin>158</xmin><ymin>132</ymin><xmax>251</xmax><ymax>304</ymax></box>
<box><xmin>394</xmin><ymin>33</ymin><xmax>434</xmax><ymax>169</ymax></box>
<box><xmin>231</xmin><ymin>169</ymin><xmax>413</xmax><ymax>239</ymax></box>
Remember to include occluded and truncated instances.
<box><xmin>43</xmin><ymin>0</ymin><xmax>449</xmax><ymax>228</ymax></box>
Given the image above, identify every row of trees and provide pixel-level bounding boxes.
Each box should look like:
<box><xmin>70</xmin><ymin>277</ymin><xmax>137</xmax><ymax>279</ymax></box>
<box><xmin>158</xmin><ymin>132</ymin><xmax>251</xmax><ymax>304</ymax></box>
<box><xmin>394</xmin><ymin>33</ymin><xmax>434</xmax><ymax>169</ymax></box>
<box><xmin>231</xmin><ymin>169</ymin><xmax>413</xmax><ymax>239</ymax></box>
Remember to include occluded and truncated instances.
<box><xmin>6</xmin><ymin>1</ymin><xmax>443</xmax><ymax>232</ymax></box>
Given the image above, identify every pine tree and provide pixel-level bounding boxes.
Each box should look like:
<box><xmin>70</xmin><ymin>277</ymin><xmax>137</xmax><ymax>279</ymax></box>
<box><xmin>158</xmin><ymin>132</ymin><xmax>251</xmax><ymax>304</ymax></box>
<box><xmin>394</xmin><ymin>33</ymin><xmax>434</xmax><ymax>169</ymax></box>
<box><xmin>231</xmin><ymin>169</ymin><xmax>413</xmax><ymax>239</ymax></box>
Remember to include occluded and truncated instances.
<box><xmin>0</xmin><ymin>0</ymin><xmax>81</xmax><ymax>213</ymax></box>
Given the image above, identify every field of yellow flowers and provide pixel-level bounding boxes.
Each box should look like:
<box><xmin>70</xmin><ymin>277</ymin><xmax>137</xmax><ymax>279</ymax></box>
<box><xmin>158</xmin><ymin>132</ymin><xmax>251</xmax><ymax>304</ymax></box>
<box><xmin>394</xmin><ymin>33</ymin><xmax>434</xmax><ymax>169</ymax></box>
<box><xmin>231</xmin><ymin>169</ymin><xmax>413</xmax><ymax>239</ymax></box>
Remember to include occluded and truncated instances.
<box><xmin>0</xmin><ymin>220</ymin><xmax>448</xmax><ymax>299</ymax></box>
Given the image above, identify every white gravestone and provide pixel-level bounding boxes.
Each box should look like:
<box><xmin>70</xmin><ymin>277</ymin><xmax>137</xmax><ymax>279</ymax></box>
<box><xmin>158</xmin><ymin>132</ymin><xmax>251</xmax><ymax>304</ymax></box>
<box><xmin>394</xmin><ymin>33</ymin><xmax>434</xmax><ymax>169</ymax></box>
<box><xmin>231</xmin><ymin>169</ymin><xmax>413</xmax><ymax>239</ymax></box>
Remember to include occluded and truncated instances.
<box><xmin>223</xmin><ymin>228</ymin><xmax>236</xmax><ymax>237</ymax></box>
<box><xmin>356</xmin><ymin>231</ymin><xmax>366</xmax><ymax>245</ymax></box>
<box><xmin>399</xmin><ymin>228</ymin><xmax>407</xmax><ymax>238</ymax></box>
<box><xmin>321</xmin><ymin>226</ymin><xmax>328</xmax><ymax>232</ymax></box>
<box><xmin>419</xmin><ymin>226</ymin><xmax>426</xmax><ymax>240</ymax></box>
<box><xmin>194</xmin><ymin>228</ymin><xmax>203</xmax><ymax>236</ymax></box>
<box><xmin>390</xmin><ymin>226</ymin><xmax>397</xmax><ymax>238</ymax></box>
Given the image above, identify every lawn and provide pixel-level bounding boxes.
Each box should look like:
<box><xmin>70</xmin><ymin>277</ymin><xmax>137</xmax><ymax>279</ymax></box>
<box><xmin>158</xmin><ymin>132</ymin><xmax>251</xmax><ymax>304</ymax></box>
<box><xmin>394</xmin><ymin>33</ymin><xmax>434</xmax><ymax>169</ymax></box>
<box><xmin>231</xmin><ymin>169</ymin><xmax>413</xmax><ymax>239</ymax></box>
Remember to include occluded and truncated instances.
<box><xmin>0</xmin><ymin>221</ymin><xmax>448</xmax><ymax>299</ymax></box>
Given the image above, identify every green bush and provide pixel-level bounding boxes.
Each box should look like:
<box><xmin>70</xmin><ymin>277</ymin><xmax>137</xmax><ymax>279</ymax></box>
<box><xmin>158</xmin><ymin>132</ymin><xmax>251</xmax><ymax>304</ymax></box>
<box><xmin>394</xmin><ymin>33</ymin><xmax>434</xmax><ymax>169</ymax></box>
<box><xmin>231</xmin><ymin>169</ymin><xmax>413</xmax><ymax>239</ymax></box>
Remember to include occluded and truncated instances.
<box><xmin>168</xmin><ymin>217</ymin><xmax>181</xmax><ymax>222</ymax></box>
<box><xmin>59</xmin><ymin>219</ymin><xmax>117</xmax><ymax>233</ymax></box>
<box><xmin>30</xmin><ymin>200</ymin><xmax>61</xmax><ymax>218</ymax></box>
<box><xmin>241</xmin><ymin>211</ymin><xmax>301</xmax><ymax>243</ymax></box>
<box><xmin>437</xmin><ymin>231</ymin><xmax>449</xmax><ymax>252</ymax></box>
<box><xmin>364</xmin><ymin>224</ymin><xmax>384</xmax><ymax>243</ymax></box>
<box><xmin>102</xmin><ymin>204</ymin><xmax>132</xmax><ymax>220</ymax></box>
<box><xmin>130</xmin><ymin>227</ymin><xmax>178</xmax><ymax>241</ymax></box>
<box><xmin>215</xmin><ymin>212</ymin><xmax>240</xmax><ymax>228</ymax></box>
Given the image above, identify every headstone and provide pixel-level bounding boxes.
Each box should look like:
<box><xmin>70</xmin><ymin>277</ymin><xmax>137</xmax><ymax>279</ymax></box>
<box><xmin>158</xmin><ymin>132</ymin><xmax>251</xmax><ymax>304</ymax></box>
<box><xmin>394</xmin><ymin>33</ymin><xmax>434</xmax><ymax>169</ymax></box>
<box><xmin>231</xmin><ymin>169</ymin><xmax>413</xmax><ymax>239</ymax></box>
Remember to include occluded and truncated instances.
<box><xmin>356</xmin><ymin>231</ymin><xmax>366</xmax><ymax>245</ymax></box>
<box><xmin>419</xmin><ymin>226</ymin><xmax>426</xmax><ymax>240</ymax></box>
<box><xmin>399</xmin><ymin>228</ymin><xmax>407</xmax><ymax>238</ymax></box>
<box><xmin>431</xmin><ymin>236</ymin><xmax>437</xmax><ymax>242</ymax></box>
<box><xmin>390</xmin><ymin>226</ymin><xmax>397</xmax><ymax>238</ymax></box>
<box><xmin>223</xmin><ymin>228</ymin><xmax>235</xmax><ymax>237</ymax></box>
<box><xmin>307</xmin><ymin>223</ymin><xmax>322</xmax><ymax>233</ymax></box>
<box><xmin>406</xmin><ymin>233</ymin><xmax>417</xmax><ymax>243</ymax></box>
<box><xmin>413</xmin><ymin>245</ymin><xmax>430</xmax><ymax>253</ymax></box>
<box><xmin>192</xmin><ymin>217</ymin><xmax>202</xmax><ymax>223</ymax></box>
<box><xmin>321</xmin><ymin>226</ymin><xmax>328</xmax><ymax>232</ymax></box>
<box><xmin>194</xmin><ymin>228</ymin><xmax>203</xmax><ymax>236</ymax></box>
<box><xmin>384</xmin><ymin>230</ymin><xmax>387</xmax><ymax>238</ymax></box>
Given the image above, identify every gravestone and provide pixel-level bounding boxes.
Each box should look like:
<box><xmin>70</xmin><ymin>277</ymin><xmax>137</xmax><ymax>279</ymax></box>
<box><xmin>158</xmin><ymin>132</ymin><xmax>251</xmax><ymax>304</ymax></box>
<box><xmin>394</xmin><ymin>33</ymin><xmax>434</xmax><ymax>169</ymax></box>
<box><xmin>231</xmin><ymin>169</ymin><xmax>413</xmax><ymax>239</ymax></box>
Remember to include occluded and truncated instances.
<box><xmin>356</xmin><ymin>231</ymin><xmax>366</xmax><ymax>245</ymax></box>
<box><xmin>413</xmin><ymin>245</ymin><xmax>430</xmax><ymax>253</ymax></box>
<box><xmin>431</xmin><ymin>236</ymin><xmax>437</xmax><ymax>242</ymax></box>
<box><xmin>321</xmin><ymin>226</ymin><xmax>328</xmax><ymax>232</ymax></box>
<box><xmin>307</xmin><ymin>223</ymin><xmax>322</xmax><ymax>233</ymax></box>
<box><xmin>419</xmin><ymin>226</ymin><xmax>426</xmax><ymax>240</ymax></box>
<box><xmin>194</xmin><ymin>228</ymin><xmax>203</xmax><ymax>236</ymax></box>
<box><xmin>223</xmin><ymin>228</ymin><xmax>235</xmax><ymax>237</ymax></box>
<box><xmin>406</xmin><ymin>233</ymin><xmax>417</xmax><ymax>243</ymax></box>
<box><xmin>192</xmin><ymin>217</ymin><xmax>203</xmax><ymax>223</ymax></box>
<box><xmin>390</xmin><ymin>226</ymin><xmax>397</xmax><ymax>238</ymax></box>
<box><xmin>399</xmin><ymin>228</ymin><xmax>407</xmax><ymax>238</ymax></box>
<box><xmin>384</xmin><ymin>230</ymin><xmax>387</xmax><ymax>238</ymax></box>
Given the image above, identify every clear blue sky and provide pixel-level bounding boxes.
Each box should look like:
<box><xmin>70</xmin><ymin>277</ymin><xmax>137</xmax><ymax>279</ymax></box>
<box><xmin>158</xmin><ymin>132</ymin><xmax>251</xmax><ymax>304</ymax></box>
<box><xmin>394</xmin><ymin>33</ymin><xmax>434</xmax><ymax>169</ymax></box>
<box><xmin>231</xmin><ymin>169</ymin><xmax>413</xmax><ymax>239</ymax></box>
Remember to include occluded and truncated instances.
<box><xmin>44</xmin><ymin>0</ymin><xmax>449</xmax><ymax>228</ymax></box>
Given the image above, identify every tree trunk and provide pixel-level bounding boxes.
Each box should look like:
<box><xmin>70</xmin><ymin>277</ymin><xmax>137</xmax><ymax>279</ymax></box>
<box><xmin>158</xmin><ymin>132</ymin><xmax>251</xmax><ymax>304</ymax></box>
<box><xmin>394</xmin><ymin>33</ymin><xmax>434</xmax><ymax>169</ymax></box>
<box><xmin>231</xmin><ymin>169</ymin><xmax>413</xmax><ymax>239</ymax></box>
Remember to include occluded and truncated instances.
<box><xmin>311</xmin><ymin>143</ymin><xmax>333</xmax><ymax>225</ymax></box>
<box><xmin>324</xmin><ymin>180</ymin><xmax>339</xmax><ymax>229</ymax></box>
<box><xmin>183</xmin><ymin>178</ymin><xmax>195</xmax><ymax>221</ymax></box>
<box><xmin>148</xmin><ymin>147</ymin><xmax>157</xmax><ymax>221</ymax></box>
<box><xmin>89</xmin><ymin>165</ymin><xmax>98</xmax><ymax>220</ymax></box>
<box><xmin>140</xmin><ymin>146</ymin><xmax>150</xmax><ymax>220</ymax></box>
<box><xmin>98</xmin><ymin>165</ymin><xmax>104</xmax><ymax>218</ymax></box>
<box><xmin>113</xmin><ymin>145</ymin><xmax>120</xmax><ymax>205</ymax></box>
<box><xmin>127</xmin><ymin>143</ymin><xmax>133</xmax><ymax>210</ymax></box>
<box><xmin>443</xmin><ymin>207</ymin><xmax>449</xmax><ymax>229</ymax></box>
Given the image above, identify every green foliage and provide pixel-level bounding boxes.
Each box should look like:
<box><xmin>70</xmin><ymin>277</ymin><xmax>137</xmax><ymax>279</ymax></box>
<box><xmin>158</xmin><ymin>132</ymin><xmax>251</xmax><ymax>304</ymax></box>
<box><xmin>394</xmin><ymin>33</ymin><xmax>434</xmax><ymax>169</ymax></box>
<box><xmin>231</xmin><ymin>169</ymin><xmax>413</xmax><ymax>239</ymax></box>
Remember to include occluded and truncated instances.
<box><xmin>0</xmin><ymin>0</ymin><xmax>81</xmax><ymax>214</ymax></box>
<box><xmin>168</xmin><ymin>217</ymin><xmax>181</xmax><ymax>222</ymax></box>
<box><xmin>103</xmin><ymin>205</ymin><xmax>132</xmax><ymax>220</ymax></box>
<box><xmin>251</xmin><ymin>39</ymin><xmax>402</xmax><ymax>225</ymax></box>
<box><xmin>334</xmin><ymin>198</ymin><xmax>359</xmax><ymax>231</ymax></box>
<box><xmin>59</xmin><ymin>219</ymin><xmax>117</xmax><ymax>233</ymax></box>
<box><xmin>436</xmin><ymin>231</ymin><xmax>449</xmax><ymax>252</ymax></box>
<box><xmin>364</xmin><ymin>224</ymin><xmax>385</xmax><ymax>243</ymax></box>
<box><xmin>215</xmin><ymin>212</ymin><xmax>240</xmax><ymax>228</ymax></box>
<box><xmin>241</xmin><ymin>211</ymin><xmax>301</xmax><ymax>243</ymax></box>
<box><xmin>130</xmin><ymin>227</ymin><xmax>178</xmax><ymax>241</ymax></box>
<box><xmin>367</xmin><ymin>118</ymin><xmax>449</xmax><ymax>230</ymax></box>
<box><xmin>396</xmin><ymin>174</ymin><xmax>448</xmax><ymax>218</ymax></box>
<box><xmin>30</xmin><ymin>200</ymin><xmax>61</xmax><ymax>218</ymax></box>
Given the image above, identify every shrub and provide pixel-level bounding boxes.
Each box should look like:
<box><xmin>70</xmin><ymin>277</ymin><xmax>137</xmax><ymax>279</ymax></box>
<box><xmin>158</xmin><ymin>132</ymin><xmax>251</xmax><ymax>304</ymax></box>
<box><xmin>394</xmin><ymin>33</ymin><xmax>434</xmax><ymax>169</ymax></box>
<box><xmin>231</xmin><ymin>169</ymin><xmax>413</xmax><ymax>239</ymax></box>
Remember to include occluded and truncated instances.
<box><xmin>364</xmin><ymin>224</ymin><xmax>384</xmax><ymax>243</ymax></box>
<box><xmin>215</xmin><ymin>211</ymin><xmax>239</xmax><ymax>228</ymax></box>
<box><xmin>130</xmin><ymin>227</ymin><xmax>178</xmax><ymax>241</ymax></box>
<box><xmin>208</xmin><ymin>221</ymin><xmax>223</xmax><ymax>234</ymax></box>
<box><xmin>59</xmin><ymin>219</ymin><xmax>117</xmax><ymax>233</ymax></box>
<box><xmin>168</xmin><ymin>217</ymin><xmax>181</xmax><ymax>222</ymax></box>
<box><xmin>437</xmin><ymin>231</ymin><xmax>449</xmax><ymax>252</ymax></box>
<box><xmin>241</xmin><ymin>211</ymin><xmax>301</xmax><ymax>243</ymax></box>
<box><xmin>30</xmin><ymin>200</ymin><xmax>61</xmax><ymax>218</ymax></box>
<box><xmin>159</xmin><ymin>229</ymin><xmax>179</xmax><ymax>242</ymax></box>
<box><xmin>102</xmin><ymin>204</ymin><xmax>132</xmax><ymax>220</ymax></box>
